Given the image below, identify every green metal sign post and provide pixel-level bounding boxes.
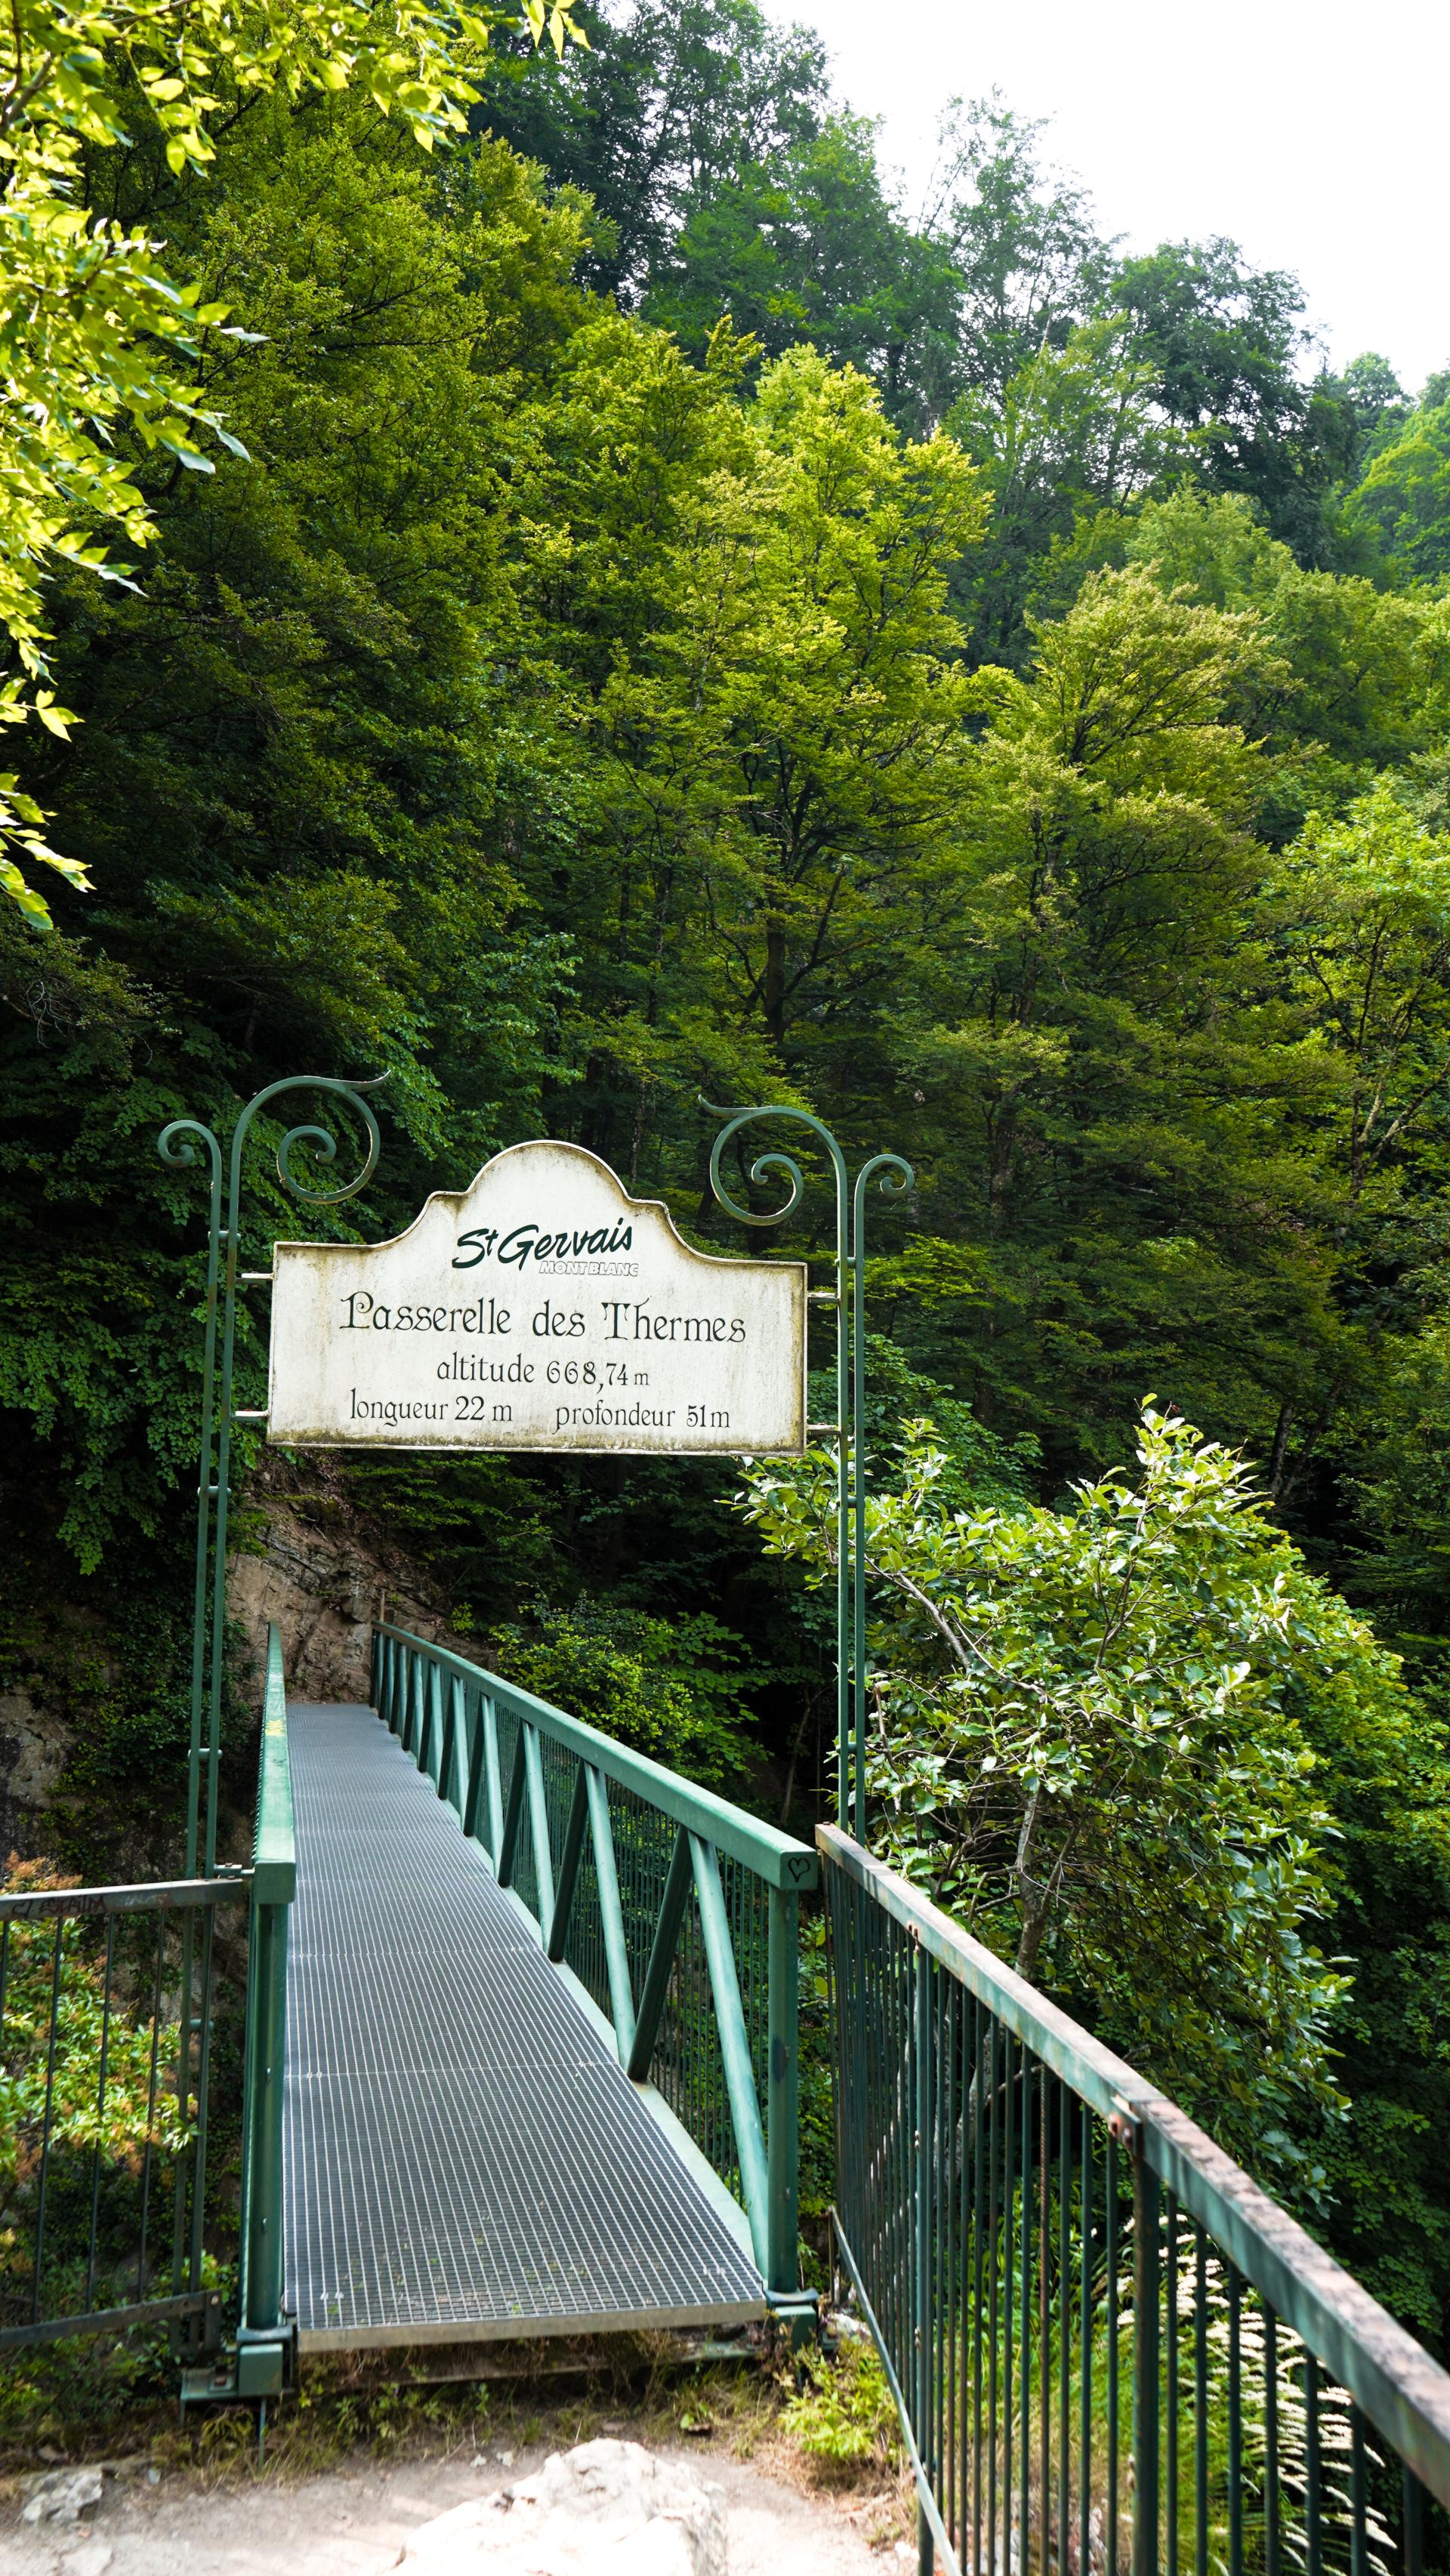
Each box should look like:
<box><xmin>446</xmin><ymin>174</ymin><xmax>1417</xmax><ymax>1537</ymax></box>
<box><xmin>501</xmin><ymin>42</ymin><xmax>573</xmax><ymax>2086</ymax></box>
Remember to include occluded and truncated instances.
<box><xmin>703</xmin><ymin>1105</ymin><xmax>912</xmax><ymax>1838</ymax></box>
<box><xmin>159</xmin><ymin>1077</ymin><xmax>384</xmax><ymax>1878</ymax></box>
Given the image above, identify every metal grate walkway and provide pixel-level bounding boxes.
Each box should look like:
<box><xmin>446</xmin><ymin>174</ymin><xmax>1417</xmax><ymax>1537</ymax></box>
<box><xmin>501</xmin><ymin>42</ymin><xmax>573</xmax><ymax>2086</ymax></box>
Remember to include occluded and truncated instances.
<box><xmin>282</xmin><ymin>1702</ymin><xmax>767</xmax><ymax>2350</ymax></box>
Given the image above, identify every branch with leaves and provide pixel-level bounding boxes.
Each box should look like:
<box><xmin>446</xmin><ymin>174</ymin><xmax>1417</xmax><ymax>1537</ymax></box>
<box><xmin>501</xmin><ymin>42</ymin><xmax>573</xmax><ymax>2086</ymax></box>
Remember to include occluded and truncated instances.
<box><xmin>0</xmin><ymin>0</ymin><xmax>585</xmax><ymax>917</ymax></box>
<box><xmin>741</xmin><ymin>1400</ymin><xmax>1403</xmax><ymax>2143</ymax></box>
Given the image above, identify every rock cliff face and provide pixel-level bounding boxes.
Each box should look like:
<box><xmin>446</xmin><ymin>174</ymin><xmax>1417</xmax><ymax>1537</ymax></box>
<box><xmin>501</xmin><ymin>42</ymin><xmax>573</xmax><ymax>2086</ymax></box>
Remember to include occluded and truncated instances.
<box><xmin>0</xmin><ymin>1684</ymin><xmax>71</xmax><ymax>1862</ymax></box>
<box><xmin>1</xmin><ymin>1460</ymin><xmax>468</xmax><ymax>1868</ymax></box>
<box><xmin>227</xmin><ymin>1465</ymin><xmax>461</xmax><ymax>1707</ymax></box>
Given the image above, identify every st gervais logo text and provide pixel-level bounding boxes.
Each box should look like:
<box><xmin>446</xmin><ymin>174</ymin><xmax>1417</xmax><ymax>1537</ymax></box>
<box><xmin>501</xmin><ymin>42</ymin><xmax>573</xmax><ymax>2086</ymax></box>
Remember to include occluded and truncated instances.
<box><xmin>453</xmin><ymin>1219</ymin><xmax>634</xmax><ymax>1271</ymax></box>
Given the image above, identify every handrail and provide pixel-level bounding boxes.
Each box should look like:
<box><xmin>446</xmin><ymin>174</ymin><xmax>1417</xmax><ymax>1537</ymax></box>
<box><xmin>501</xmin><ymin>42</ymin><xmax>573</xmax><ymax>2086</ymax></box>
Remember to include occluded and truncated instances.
<box><xmin>821</xmin><ymin>1824</ymin><xmax>1450</xmax><ymax>2507</ymax></box>
<box><xmin>253</xmin><ymin>1627</ymin><xmax>296</xmax><ymax>1906</ymax></box>
<box><xmin>370</xmin><ymin>1621</ymin><xmax>814</xmax><ymax>2305</ymax></box>
<box><xmin>0</xmin><ymin>1875</ymin><xmax>251</xmax><ymax>1921</ymax></box>
<box><xmin>373</xmin><ymin>1622</ymin><xmax>817</xmax><ymax>1894</ymax></box>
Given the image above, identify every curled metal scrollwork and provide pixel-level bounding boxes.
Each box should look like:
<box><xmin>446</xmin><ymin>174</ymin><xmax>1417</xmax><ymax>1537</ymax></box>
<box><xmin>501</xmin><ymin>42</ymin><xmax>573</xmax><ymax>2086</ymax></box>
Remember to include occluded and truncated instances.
<box><xmin>699</xmin><ymin>1098</ymin><xmax>844</xmax><ymax>1228</ymax></box>
<box><xmin>159</xmin><ymin>1075</ymin><xmax>387</xmax><ymax>1213</ymax></box>
<box><xmin>853</xmin><ymin>1150</ymin><xmax>915</xmax><ymax>1231</ymax></box>
<box><xmin>158</xmin><ymin>1117</ymin><xmax>223</xmax><ymax>1183</ymax></box>
<box><xmin>237</xmin><ymin>1074</ymin><xmax>387</xmax><ymax>1209</ymax></box>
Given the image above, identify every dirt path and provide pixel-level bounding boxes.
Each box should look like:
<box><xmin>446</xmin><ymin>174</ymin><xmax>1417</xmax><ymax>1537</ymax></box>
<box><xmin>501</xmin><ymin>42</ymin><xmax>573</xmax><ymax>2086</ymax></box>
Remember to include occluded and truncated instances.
<box><xmin>0</xmin><ymin>2439</ymin><xmax>907</xmax><ymax>2574</ymax></box>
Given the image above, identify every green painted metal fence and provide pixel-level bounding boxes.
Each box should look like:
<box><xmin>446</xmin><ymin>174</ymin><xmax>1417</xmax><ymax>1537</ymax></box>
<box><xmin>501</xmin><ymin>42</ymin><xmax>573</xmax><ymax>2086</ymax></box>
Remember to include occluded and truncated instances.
<box><xmin>822</xmin><ymin>1823</ymin><xmax>1450</xmax><ymax>2576</ymax></box>
<box><xmin>372</xmin><ymin>1621</ymin><xmax>816</xmax><ymax>2306</ymax></box>
<box><xmin>0</xmin><ymin>1624</ymin><xmax>295</xmax><ymax>2391</ymax></box>
<box><xmin>0</xmin><ymin>1868</ymin><xmax>242</xmax><ymax>2356</ymax></box>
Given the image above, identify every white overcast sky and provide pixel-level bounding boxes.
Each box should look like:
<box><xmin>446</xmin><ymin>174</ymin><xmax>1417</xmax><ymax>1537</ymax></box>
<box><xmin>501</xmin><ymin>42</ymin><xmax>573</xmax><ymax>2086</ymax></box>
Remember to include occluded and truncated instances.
<box><xmin>770</xmin><ymin>0</ymin><xmax>1449</xmax><ymax>396</ymax></box>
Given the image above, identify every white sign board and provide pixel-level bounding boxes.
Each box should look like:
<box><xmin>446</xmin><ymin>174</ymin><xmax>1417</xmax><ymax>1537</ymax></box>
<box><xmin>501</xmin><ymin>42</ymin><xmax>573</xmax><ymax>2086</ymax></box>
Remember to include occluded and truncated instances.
<box><xmin>267</xmin><ymin>1142</ymin><xmax>807</xmax><ymax>1456</ymax></box>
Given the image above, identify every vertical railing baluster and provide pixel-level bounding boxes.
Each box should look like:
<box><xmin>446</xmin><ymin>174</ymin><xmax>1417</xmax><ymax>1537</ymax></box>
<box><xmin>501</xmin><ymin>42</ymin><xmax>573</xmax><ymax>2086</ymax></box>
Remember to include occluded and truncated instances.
<box><xmin>29</xmin><ymin>1917</ymin><xmax>66</xmax><ymax>2321</ymax></box>
<box><xmin>942</xmin><ymin>1958</ymin><xmax>952</xmax><ymax>2545</ymax></box>
<box><xmin>85</xmin><ymin>1915</ymin><xmax>117</xmax><ymax>2313</ymax></box>
<box><xmin>1106</xmin><ymin>2128</ymin><xmax>1119</xmax><ymax>2576</ymax></box>
<box><xmin>915</xmin><ymin>1940</ymin><xmax>933</xmax><ymax>2574</ymax></box>
<box><xmin>1265</xmin><ymin>2307</ymin><xmax>1279</xmax><ymax>2576</ymax></box>
<box><xmin>424</xmin><ymin>1660</ymin><xmax>443</xmax><ymax>1783</ymax></box>
<box><xmin>766</xmin><ymin>1881</ymin><xmax>801</xmax><ymax>2304</ymax></box>
<box><xmin>189</xmin><ymin>1900</ymin><xmax>218</xmax><ymax>2291</ymax></box>
<box><xmin>1167</xmin><ymin>2193</ymin><xmax>1180</xmax><ymax>2576</ymax></box>
<box><xmin>989</xmin><ymin>2014</ymin><xmax>1001</xmax><ymax>2576</ymax></box>
<box><xmin>1039</xmin><ymin>2069</ymin><xmax>1050</xmax><ymax>2576</ymax></box>
<box><xmin>1020</xmin><ymin>2051</ymin><xmax>1032</xmax><ymax>2576</ymax></box>
<box><xmin>483</xmin><ymin>1696</ymin><xmax>504</xmax><ymax>1860</ymax></box>
<box><xmin>972</xmin><ymin>2002</ymin><xmax>986</xmax><ymax>2576</ymax></box>
<box><xmin>1059</xmin><ymin>2078</ymin><xmax>1071</xmax><ymax>2576</ymax></box>
<box><xmin>1134</xmin><ymin>2137</ymin><xmax>1161</xmax><ymax>2576</ymax></box>
<box><xmin>1306</xmin><ymin>2354</ymin><xmax>1322</xmax><ymax>2576</ymax></box>
<box><xmin>1194</xmin><ymin>2229</ymin><xmax>1208</xmax><ymax>2576</ymax></box>
<box><xmin>439</xmin><ymin>1675</ymin><xmax>462</xmax><ymax>1809</ymax></box>
<box><xmin>1227</xmin><ymin>2264</ymin><xmax>1242</xmax><ymax>2576</ymax></box>
<box><xmin>960</xmin><ymin>1994</ymin><xmax>973</xmax><ymax>2563</ymax></box>
<box><xmin>136</xmin><ymin>1912</ymin><xmax>166</xmax><ymax>2301</ymax></box>
<box><xmin>1005</xmin><ymin>2029</ymin><xmax>1016</xmax><ymax>2576</ymax></box>
<box><xmin>522</xmin><ymin>1724</ymin><xmax>556</xmax><ymax>1938</ymax></box>
<box><xmin>1080</xmin><ymin>2104</ymin><xmax>1093</xmax><ymax>2576</ymax></box>
<box><xmin>1351</xmin><ymin>2405</ymin><xmax>1368</xmax><ymax>2576</ymax></box>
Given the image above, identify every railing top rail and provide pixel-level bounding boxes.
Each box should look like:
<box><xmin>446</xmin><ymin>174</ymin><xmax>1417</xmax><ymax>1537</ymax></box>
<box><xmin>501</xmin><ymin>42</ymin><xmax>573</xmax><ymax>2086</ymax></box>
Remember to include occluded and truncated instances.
<box><xmin>377</xmin><ymin>1622</ymin><xmax>818</xmax><ymax>1893</ymax></box>
<box><xmin>255</xmin><ymin>1622</ymin><xmax>296</xmax><ymax>1905</ymax></box>
<box><xmin>0</xmin><ymin>1873</ymin><xmax>253</xmax><ymax>1922</ymax></box>
<box><xmin>819</xmin><ymin>1823</ymin><xmax>1450</xmax><ymax>2512</ymax></box>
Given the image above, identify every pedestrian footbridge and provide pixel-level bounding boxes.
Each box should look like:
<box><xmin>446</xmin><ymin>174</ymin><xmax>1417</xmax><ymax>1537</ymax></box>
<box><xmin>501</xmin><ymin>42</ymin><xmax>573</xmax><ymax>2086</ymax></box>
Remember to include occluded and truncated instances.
<box><xmin>276</xmin><ymin>1628</ymin><xmax>816</xmax><ymax>2351</ymax></box>
<box><xmin>11</xmin><ymin>1622</ymin><xmax>1450</xmax><ymax>2574</ymax></box>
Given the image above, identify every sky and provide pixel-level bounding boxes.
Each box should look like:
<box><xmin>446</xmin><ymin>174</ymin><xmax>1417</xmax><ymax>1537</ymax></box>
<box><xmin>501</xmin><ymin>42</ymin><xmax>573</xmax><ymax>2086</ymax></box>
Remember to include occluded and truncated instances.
<box><xmin>769</xmin><ymin>0</ymin><xmax>1450</xmax><ymax>396</ymax></box>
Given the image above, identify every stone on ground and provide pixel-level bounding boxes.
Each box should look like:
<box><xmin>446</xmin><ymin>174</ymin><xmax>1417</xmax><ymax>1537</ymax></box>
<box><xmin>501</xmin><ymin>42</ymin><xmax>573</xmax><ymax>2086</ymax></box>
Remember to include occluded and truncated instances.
<box><xmin>401</xmin><ymin>2439</ymin><xmax>726</xmax><ymax>2575</ymax></box>
<box><xmin>19</xmin><ymin>2471</ymin><xmax>103</xmax><ymax>2529</ymax></box>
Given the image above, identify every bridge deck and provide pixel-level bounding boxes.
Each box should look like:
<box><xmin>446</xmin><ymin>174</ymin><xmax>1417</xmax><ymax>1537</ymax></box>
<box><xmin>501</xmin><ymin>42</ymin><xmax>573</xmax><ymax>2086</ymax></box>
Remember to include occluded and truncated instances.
<box><xmin>282</xmin><ymin>1702</ymin><xmax>766</xmax><ymax>2350</ymax></box>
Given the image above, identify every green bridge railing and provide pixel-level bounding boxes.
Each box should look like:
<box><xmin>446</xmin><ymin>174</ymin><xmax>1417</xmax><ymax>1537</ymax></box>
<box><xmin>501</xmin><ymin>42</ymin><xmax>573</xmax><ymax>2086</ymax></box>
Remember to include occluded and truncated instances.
<box><xmin>821</xmin><ymin>1823</ymin><xmax>1450</xmax><ymax>2576</ymax></box>
<box><xmin>372</xmin><ymin>1621</ymin><xmax>817</xmax><ymax>2307</ymax></box>
<box><xmin>0</xmin><ymin>1624</ymin><xmax>293</xmax><ymax>2393</ymax></box>
<box><xmin>0</xmin><ymin>1867</ymin><xmax>240</xmax><ymax>2356</ymax></box>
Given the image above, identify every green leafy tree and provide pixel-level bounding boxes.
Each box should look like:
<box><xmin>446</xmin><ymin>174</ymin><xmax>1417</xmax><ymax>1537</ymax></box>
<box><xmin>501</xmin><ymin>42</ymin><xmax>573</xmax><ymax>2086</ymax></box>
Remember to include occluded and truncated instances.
<box><xmin>0</xmin><ymin>97</ymin><xmax>587</xmax><ymax>1577</ymax></box>
<box><xmin>920</xmin><ymin>95</ymin><xmax>1106</xmax><ymax>409</ymax></box>
<box><xmin>1075</xmin><ymin>486</ymin><xmax>1445</xmax><ymax>813</ymax></box>
<box><xmin>1109</xmin><ymin>239</ymin><xmax>1357</xmax><ymax>562</ymax></box>
<box><xmin>528</xmin><ymin>336</ymin><xmax>988</xmax><ymax>1152</ymax></box>
<box><xmin>1353</xmin><ymin>400</ymin><xmax>1450</xmax><ymax>580</ymax></box>
<box><xmin>1278</xmin><ymin>783</ymin><xmax>1450</xmax><ymax>1203</ymax></box>
<box><xmin>744</xmin><ymin>1403</ymin><xmax>1413</xmax><ymax>2149</ymax></box>
<box><xmin>0</xmin><ymin>0</ymin><xmax>585</xmax><ymax>920</ymax></box>
<box><xmin>486</xmin><ymin>0</ymin><xmax>830</xmax><ymax>302</ymax></box>
<box><xmin>949</xmin><ymin>316</ymin><xmax>1183</xmax><ymax>661</ymax></box>
<box><xmin>643</xmin><ymin>116</ymin><xmax>961</xmax><ymax>426</ymax></box>
<box><xmin>488</xmin><ymin>1597</ymin><xmax>758</xmax><ymax>1782</ymax></box>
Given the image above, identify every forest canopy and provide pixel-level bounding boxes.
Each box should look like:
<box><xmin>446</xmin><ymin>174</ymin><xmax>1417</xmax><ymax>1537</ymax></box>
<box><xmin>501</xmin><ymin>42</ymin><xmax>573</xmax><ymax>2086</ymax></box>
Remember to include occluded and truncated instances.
<box><xmin>6</xmin><ymin>0</ymin><xmax>1450</xmax><ymax>2353</ymax></box>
